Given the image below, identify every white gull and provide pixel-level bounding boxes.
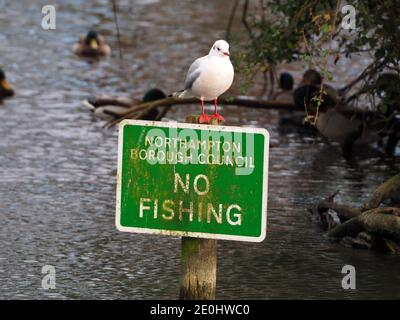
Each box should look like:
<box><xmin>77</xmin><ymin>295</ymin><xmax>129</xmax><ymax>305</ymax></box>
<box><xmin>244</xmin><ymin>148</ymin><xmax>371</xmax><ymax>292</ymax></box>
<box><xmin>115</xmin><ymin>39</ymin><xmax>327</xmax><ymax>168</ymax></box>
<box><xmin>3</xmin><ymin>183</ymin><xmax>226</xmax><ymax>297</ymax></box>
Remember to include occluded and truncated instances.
<box><xmin>173</xmin><ymin>40</ymin><xmax>234</xmax><ymax>123</ymax></box>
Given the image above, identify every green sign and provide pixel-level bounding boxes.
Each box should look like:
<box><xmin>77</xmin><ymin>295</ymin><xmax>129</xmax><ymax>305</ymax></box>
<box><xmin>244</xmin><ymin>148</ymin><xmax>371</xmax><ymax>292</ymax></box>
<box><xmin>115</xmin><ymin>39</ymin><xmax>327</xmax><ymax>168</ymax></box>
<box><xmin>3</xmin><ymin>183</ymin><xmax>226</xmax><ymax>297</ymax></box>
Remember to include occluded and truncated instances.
<box><xmin>116</xmin><ymin>120</ymin><xmax>269</xmax><ymax>242</ymax></box>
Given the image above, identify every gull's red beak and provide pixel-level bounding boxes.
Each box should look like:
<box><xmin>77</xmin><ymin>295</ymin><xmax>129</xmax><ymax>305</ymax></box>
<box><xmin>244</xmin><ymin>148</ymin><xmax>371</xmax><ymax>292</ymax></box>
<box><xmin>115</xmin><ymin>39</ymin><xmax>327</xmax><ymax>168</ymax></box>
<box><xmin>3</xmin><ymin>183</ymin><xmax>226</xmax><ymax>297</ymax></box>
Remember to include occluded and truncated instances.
<box><xmin>223</xmin><ymin>51</ymin><xmax>230</xmax><ymax>56</ymax></box>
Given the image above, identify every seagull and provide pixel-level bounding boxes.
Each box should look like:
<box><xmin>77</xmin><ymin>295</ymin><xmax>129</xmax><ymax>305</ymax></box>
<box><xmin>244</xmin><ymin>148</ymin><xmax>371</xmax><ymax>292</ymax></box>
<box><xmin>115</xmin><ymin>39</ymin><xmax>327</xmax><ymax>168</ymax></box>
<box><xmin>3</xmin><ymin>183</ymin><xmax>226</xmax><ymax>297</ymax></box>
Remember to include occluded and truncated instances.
<box><xmin>173</xmin><ymin>40</ymin><xmax>234</xmax><ymax>124</ymax></box>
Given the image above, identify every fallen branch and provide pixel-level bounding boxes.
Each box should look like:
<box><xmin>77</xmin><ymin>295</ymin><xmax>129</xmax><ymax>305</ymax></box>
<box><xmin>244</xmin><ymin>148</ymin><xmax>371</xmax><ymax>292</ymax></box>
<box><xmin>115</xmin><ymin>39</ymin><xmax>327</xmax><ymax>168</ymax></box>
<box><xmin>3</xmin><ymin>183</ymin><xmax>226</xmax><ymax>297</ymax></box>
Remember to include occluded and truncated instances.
<box><xmin>89</xmin><ymin>96</ymin><xmax>140</xmax><ymax>108</ymax></box>
<box><xmin>104</xmin><ymin>97</ymin><xmax>299</xmax><ymax>128</ymax></box>
<box><xmin>327</xmin><ymin>208</ymin><xmax>400</xmax><ymax>241</ymax></box>
<box><xmin>104</xmin><ymin>94</ymin><xmax>386</xmax><ymax>128</ymax></box>
<box><xmin>310</xmin><ymin>173</ymin><xmax>400</xmax><ymax>253</ymax></box>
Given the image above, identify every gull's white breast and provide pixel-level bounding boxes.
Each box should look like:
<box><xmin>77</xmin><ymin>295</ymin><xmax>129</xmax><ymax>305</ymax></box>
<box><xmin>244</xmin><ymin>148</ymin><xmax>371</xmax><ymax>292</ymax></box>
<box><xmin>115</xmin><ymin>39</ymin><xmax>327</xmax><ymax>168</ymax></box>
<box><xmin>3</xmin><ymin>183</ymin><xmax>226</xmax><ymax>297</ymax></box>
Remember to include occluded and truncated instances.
<box><xmin>191</xmin><ymin>56</ymin><xmax>234</xmax><ymax>101</ymax></box>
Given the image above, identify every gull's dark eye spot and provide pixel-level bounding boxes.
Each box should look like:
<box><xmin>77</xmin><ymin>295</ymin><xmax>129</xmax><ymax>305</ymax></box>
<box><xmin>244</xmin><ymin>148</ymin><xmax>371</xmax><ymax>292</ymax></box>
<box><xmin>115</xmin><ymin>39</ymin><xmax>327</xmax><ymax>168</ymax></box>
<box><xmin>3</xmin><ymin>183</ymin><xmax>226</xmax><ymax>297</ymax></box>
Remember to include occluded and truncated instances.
<box><xmin>217</xmin><ymin>47</ymin><xmax>220</xmax><ymax>51</ymax></box>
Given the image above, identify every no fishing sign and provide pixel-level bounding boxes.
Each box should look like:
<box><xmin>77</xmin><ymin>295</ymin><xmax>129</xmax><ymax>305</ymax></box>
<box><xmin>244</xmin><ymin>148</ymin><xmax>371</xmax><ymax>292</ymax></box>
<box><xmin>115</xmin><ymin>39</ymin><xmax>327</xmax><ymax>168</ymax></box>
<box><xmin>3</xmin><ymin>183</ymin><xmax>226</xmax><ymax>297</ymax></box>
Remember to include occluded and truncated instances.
<box><xmin>116</xmin><ymin>120</ymin><xmax>269</xmax><ymax>242</ymax></box>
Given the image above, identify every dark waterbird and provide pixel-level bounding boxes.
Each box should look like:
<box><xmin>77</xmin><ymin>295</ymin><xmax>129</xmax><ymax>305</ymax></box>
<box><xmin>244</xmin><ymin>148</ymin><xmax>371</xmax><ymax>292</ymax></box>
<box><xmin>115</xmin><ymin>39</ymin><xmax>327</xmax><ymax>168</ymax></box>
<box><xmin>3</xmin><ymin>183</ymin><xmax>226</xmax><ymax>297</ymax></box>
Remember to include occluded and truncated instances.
<box><xmin>73</xmin><ymin>30</ymin><xmax>111</xmax><ymax>58</ymax></box>
<box><xmin>0</xmin><ymin>69</ymin><xmax>14</xmax><ymax>100</ymax></box>
<box><xmin>84</xmin><ymin>88</ymin><xmax>167</xmax><ymax>121</ymax></box>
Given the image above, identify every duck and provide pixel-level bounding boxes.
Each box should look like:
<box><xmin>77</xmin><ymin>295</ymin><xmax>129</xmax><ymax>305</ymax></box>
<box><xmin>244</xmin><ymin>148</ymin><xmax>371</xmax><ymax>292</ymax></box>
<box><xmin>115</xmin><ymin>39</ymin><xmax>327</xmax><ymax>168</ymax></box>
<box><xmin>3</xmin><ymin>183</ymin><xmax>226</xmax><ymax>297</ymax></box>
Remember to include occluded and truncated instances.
<box><xmin>84</xmin><ymin>88</ymin><xmax>167</xmax><ymax>121</ymax></box>
<box><xmin>0</xmin><ymin>69</ymin><xmax>14</xmax><ymax>100</ymax></box>
<box><xmin>294</xmin><ymin>83</ymin><xmax>380</xmax><ymax>149</ymax></box>
<box><xmin>276</xmin><ymin>71</ymin><xmax>318</xmax><ymax>135</ymax></box>
<box><xmin>140</xmin><ymin>88</ymin><xmax>168</xmax><ymax>120</ymax></box>
<box><xmin>293</xmin><ymin>69</ymin><xmax>385</xmax><ymax>152</ymax></box>
<box><xmin>73</xmin><ymin>30</ymin><xmax>111</xmax><ymax>58</ymax></box>
<box><xmin>271</xmin><ymin>72</ymin><xmax>295</xmax><ymax>104</ymax></box>
<box><xmin>84</xmin><ymin>95</ymin><xmax>136</xmax><ymax>120</ymax></box>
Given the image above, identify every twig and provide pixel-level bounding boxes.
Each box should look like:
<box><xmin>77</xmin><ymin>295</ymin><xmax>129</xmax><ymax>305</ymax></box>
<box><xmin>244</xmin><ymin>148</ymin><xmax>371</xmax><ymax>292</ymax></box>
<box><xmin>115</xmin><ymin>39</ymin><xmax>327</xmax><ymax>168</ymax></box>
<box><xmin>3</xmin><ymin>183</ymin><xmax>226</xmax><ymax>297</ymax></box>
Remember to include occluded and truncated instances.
<box><xmin>339</xmin><ymin>59</ymin><xmax>386</xmax><ymax>95</ymax></box>
<box><xmin>242</xmin><ymin>0</ymin><xmax>255</xmax><ymax>40</ymax></box>
<box><xmin>259</xmin><ymin>0</ymin><xmax>267</xmax><ymax>22</ymax></box>
<box><xmin>302</xmin><ymin>0</ymin><xmax>341</xmax><ymax>126</ymax></box>
<box><xmin>225</xmin><ymin>0</ymin><xmax>240</xmax><ymax>41</ymax></box>
<box><xmin>112</xmin><ymin>0</ymin><xmax>123</xmax><ymax>60</ymax></box>
<box><xmin>268</xmin><ymin>67</ymin><xmax>275</xmax><ymax>98</ymax></box>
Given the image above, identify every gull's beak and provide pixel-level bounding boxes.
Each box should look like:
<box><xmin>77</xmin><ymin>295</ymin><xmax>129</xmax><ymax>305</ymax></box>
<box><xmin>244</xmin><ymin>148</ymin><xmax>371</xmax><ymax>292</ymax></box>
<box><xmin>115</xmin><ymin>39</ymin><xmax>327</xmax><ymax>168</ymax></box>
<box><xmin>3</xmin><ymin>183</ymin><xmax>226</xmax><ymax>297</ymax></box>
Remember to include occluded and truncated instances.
<box><xmin>223</xmin><ymin>51</ymin><xmax>230</xmax><ymax>56</ymax></box>
<box><xmin>1</xmin><ymin>79</ymin><xmax>12</xmax><ymax>90</ymax></box>
<box><xmin>90</xmin><ymin>39</ymin><xmax>99</xmax><ymax>50</ymax></box>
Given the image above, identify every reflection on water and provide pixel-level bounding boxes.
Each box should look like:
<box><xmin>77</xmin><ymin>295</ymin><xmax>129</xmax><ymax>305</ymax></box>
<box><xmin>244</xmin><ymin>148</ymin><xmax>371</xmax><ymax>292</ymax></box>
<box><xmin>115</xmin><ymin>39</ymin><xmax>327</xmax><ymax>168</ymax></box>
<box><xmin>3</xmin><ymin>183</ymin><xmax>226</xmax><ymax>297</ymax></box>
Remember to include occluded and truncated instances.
<box><xmin>0</xmin><ymin>0</ymin><xmax>399</xmax><ymax>299</ymax></box>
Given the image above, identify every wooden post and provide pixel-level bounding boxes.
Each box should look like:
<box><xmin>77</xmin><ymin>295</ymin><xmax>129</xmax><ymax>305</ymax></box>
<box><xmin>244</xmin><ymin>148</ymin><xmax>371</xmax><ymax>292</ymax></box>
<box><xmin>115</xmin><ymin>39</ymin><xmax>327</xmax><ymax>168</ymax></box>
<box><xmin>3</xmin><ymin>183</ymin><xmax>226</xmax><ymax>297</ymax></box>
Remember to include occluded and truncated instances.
<box><xmin>179</xmin><ymin>116</ymin><xmax>221</xmax><ymax>300</ymax></box>
<box><xmin>180</xmin><ymin>237</ymin><xmax>217</xmax><ymax>299</ymax></box>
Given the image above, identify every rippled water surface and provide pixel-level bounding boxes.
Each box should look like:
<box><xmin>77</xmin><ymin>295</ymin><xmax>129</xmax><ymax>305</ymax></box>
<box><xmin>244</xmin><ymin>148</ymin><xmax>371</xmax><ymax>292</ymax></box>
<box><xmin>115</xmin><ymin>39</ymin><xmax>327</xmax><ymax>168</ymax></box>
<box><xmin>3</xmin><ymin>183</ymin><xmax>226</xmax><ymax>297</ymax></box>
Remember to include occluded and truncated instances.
<box><xmin>0</xmin><ymin>0</ymin><xmax>399</xmax><ymax>299</ymax></box>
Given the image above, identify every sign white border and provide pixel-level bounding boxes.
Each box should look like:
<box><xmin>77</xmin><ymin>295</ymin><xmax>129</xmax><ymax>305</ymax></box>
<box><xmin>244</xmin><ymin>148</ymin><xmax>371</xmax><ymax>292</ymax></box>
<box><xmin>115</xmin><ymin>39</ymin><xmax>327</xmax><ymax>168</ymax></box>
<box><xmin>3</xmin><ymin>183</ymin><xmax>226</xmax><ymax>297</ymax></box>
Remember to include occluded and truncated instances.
<box><xmin>115</xmin><ymin>119</ymin><xmax>269</xmax><ymax>242</ymax></box>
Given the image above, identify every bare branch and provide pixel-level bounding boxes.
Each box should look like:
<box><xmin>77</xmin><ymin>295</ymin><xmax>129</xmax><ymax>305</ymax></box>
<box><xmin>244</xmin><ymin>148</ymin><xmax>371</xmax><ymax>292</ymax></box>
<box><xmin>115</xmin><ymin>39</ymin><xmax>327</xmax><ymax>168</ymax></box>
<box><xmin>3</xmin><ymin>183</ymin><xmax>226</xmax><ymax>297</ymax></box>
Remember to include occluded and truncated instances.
<box><xmin>111</xmin><ymin>0</ymin><xmax>123</xmax><ymax>60</ymax></box>
<box><xmin>225</xmin><ymin>0</ymin><xmax>240</xmax><ymax>41</ymax></box>
<box><xmin>242</xmin><ymin>0</ymin><xmax>255</xmax><ymax>40</ymax></box>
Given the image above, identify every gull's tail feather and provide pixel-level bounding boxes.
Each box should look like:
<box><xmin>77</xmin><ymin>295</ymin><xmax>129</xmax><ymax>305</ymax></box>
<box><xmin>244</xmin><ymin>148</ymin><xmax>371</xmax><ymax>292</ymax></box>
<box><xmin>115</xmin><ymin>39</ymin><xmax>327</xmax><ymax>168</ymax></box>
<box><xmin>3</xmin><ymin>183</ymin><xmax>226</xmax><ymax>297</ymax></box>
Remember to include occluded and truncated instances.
<box><xmin>169</xmin><ymin>90</ymin><xmax>193</xmax><ymax>99</ymax></box>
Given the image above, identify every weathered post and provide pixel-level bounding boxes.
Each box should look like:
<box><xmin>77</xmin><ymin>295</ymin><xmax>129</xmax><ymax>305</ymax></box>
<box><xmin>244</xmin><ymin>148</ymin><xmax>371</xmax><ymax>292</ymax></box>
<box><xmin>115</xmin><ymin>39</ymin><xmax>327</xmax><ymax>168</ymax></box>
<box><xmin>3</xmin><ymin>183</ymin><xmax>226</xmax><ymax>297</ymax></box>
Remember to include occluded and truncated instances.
<box><xmin>179</xmin><ymin>116</ymin><xmax>221</xmax><ymax>300</ymax></box>
<box><xmin>180</xmin><ymin>237</ymin><xmax>217</xmax><ymax>299</ymax></box>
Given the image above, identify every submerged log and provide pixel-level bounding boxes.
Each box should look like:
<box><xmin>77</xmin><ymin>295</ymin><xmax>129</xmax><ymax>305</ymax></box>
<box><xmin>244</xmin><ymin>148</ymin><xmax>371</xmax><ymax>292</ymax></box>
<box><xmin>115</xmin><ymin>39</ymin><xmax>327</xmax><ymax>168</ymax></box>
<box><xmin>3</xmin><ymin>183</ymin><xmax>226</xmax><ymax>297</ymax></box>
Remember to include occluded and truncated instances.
<box><xmin>317</xmin><ymin>199</ymin><xmax>361</xmax><ymax>221</ymax></box>
<box><xmin>363</xmin><ymin>173</ymin><xmax>400</xmax><ymax>210</ymax></box>
<box><xmin>310</xmin><ymin>174</ymin><xmax>400</xmax><ymax>253</ymax></box>
<box><xmin>327</xmin><ymin>208</ymin><xmax>400</xmax><ymax>241</ymax></box>
<box><xmin>340</xmin><ymin>236</ymin><xmax>372</xmax><ymax>250</ymax></box>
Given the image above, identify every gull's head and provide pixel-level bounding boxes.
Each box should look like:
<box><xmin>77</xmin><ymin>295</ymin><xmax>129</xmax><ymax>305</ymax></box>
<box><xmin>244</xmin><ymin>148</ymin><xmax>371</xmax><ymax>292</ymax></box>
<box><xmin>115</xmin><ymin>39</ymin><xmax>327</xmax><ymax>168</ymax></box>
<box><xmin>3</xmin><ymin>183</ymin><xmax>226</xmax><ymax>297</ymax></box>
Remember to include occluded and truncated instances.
<box><xmin>209</xmin><ymin>40</ymin><xmax>230</xmax><ymax>58</ymax></box>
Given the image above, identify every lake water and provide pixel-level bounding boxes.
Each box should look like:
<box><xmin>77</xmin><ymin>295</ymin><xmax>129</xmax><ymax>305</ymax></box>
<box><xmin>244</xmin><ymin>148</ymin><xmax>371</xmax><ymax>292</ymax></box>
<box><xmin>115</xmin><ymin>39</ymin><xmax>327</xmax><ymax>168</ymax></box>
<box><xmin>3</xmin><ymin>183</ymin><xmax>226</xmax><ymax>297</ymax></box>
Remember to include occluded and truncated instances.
<box><xmin>0</xmin><ymin>0</ymin><xmax>399</xmax><ymax>299</ymax></box>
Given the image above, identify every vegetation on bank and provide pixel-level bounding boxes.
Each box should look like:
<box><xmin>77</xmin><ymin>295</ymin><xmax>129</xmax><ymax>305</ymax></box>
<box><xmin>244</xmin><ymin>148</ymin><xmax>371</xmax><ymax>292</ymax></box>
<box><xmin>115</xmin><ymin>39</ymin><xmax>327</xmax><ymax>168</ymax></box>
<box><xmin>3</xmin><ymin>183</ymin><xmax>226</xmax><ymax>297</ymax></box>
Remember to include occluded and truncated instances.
<box><xmin>228</xmin><ymin>0</ymin><xmax>400</xmax><ymax>124</ymax></box>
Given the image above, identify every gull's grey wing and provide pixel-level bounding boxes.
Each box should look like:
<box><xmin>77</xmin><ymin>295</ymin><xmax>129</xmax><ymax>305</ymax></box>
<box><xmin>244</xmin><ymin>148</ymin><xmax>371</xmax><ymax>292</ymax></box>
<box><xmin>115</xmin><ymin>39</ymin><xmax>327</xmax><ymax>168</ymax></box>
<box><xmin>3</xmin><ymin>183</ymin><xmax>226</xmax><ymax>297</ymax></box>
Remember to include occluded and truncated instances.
<box><xmin>185</xmin><ymin>70</ymin><xmax>201</xmax><ymax>90</ymax></box>
<box><xmin>184</xmin><ymin>56</ymin><xmax>205</xmax><ymax>90</ymax></box>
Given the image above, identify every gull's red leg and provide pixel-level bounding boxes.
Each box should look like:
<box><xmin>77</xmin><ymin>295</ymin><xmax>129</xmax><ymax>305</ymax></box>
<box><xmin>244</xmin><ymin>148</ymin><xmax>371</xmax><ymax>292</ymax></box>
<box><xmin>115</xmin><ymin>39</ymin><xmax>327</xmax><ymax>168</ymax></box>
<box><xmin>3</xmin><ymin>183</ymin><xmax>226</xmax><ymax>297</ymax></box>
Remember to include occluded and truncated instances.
<box><xmin>198</xmin><ymin>97</ymin><xmax>210</xmax><ymax>124</ymax></box>
<box><xmin>210</xmin><ymin>97</ymin><xmax>225</xmax><ymax>122</ymax></box>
